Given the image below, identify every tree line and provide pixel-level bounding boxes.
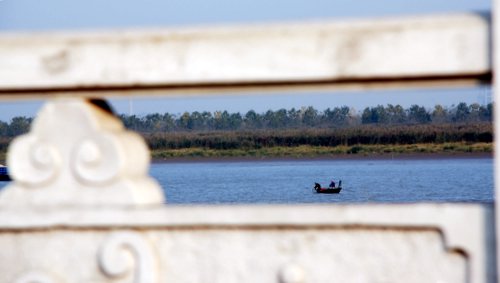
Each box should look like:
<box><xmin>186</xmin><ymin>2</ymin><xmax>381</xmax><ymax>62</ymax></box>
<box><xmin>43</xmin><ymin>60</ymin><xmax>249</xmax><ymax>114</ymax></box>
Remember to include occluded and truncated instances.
<box><xmin>0</xmin><ymin>102</ymin><xmax>492</xmax><ymax>159</ymax></box>
<box><xmin>119</xmin><ymin>102</ymin><xmax>492</xmax><ymax>133</ymax></box>
<box><xmin>0</xmin><ymin>102</ymin><xmax>491</xmax><ymax>137</ymax></box>
<box><xmin>0</xmin><ymin>117</ymin><xmax>33</xmax><ymax>137</ymax></box>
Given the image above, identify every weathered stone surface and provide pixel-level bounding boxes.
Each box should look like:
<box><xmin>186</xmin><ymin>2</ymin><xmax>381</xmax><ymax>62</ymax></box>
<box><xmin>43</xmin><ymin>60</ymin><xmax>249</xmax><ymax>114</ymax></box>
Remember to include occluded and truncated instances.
<box><xmin>0</xmin><ymin>228</ymin><xmax>466</xmax><ymax>283</ymax></box>
<box><xmin>0</xmin><ymin>204</ymin><xmax>494</xmax><ymax>283</ymax></box>
<box><xmin>0</xmin><ymin>13</ymin><xmax>490</xmax><ymax>95</ymax></box>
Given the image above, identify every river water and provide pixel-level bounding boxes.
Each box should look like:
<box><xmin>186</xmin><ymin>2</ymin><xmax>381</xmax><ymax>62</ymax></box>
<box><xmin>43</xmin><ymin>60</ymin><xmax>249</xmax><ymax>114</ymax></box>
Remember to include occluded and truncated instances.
<box><xmin>0</xmin><ymin>157</ymin><xmax>492</xmax><ymax>204</ymax></box>
<box><xmin>152</xmin><ymin>157</ymin><xmax>493</xmax><ymax>204</ymax></box>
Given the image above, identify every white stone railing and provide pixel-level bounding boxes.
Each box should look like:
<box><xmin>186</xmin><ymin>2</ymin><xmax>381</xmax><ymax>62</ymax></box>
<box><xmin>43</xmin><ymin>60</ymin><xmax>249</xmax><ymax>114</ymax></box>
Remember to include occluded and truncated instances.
<box><xmin>0</xmin><ymin>13</ymin><xmax>490</xmax><ymax>95</ymax></box>
<box><xmin>0</xmin><ymin>12</ymin><xmax>496</xmax><ymax>283</ymax></box>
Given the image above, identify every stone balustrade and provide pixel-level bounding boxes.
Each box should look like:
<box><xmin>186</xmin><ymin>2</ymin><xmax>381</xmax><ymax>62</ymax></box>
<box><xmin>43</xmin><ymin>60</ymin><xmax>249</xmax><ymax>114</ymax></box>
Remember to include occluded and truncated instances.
<box><xmin>0</xmin><ymin>11</ymin><xmax>497</xmax><ymax>283</ymax></box>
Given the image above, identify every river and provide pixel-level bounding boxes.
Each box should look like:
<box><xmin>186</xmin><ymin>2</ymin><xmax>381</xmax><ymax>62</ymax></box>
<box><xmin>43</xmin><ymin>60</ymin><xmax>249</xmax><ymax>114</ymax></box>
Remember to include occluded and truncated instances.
<box><xmin>0</xmin><ymin>157</ymin><xmax>492</xmax><ymax>204</ymax></box>
<box><xmin>151</xmin><ymin>157</ymin><xmax>493</xmax><ymax>204</ymax></box>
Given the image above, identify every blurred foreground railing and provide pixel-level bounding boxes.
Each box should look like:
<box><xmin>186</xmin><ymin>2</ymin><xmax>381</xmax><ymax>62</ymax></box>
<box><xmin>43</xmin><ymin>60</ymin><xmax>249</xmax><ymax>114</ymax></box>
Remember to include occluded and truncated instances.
<box><xmin>0</xmin><ymin>12</ymin><xmax>496</xmax><ymax>283</ymax></box>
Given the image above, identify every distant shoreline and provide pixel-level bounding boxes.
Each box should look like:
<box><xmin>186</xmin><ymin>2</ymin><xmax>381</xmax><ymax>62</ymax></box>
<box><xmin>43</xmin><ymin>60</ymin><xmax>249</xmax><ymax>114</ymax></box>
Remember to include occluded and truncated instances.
<box><xmin>150</xmin><ymin>142</ymin><xmax>492</xmax><ymax>163</ymax></box>
<box><xmin>152</xmin><ymin>151</ymin><xmax>492</xmax><ymax>164</ymax></box>
<box><xmin>0</xmin><ymin>143</ymin><xmax>493</xmax><ymax>165</ymax></box>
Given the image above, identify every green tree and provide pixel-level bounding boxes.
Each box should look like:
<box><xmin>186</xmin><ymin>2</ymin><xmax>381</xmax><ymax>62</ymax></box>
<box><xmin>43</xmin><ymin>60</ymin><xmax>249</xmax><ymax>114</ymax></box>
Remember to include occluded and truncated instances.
<box><xmin>178</xmin><ymin>112</ymin><xmax>191</xmax><ymax>130</ymax></box>
<box><xmin>189</xmin><ymin>111</ymin><xmax>206</xmax><ymax>130</ymax></box>
<box><xmin>468</xmin><ymin>103</ymin><xmax>481</xmax><ymax>122</ymax></box>
<box><xmin>119</xmin><ymin>114</ymin><xmax>143</xmax><ymax>131</ymax></box>
<box><xmin>0</xmin><ymin>121</ymin><xmax>8</xmax><ymax>136</ymax></box>
<box><xmin>161</xmin><ymin>113</ymin><xmax>176</xmax><ymax>131</ymax></box>
<box><xmin>386</xmin><ymin>104</ymin><xmax>406</xmax><ymax>124</ymax></box>
<box><xmin>144</xmin><ymin>113</ymin><xmax>165</xmax><ymax>132</ymax></box>
<box><xmin>324</xmin><ymin>106</ymin><xmax>350</xmax><ymax>127</ymax></box>
<box><xmin>361</xmin><ymin>105</ymin><xmax>387</xmax><ymax>124</ymax></box>
<box><xmin>266</xmin><ymin>108</ymin><xmax>288</xmax><ymax>128</ymax></box>
<box><xmin>302</xmin><ymin>106</ymin><xmax>318</xmax><ymax>126</ymax></box>
<box><xmin>431</xmin><ymin>105</ymin><xmax>448</xmax><ymax>123</ymax></box>
<box><xmin>244</xmin><ymin>110</ymin><xmax>262</xmax><ymax>129</ymax></box>
<box><xmin>453</xmin><ymin>102</ymin><xmax>470</xmax><ymax>122</ymax></box>
<box><xmin>8</xmin><ymin>116</ymin><xmax>32</xmax><ymax>136</ymax></box>
<box><xmin>201</xmin><ymin>111</ymin><xmax>214</xmax><ymax>130</ymax></box>
<box><xmin>479</xmin><ymin>103</ymin><xmax>493</xmax><ymax>122</ymax></box>
<box><xmin>361</xmin><ymin>107</ymin><xmax>374</xmax><ymax>124</ymax></box>
<box><xmin>407</xmin><ymin>105</ymin><xmax>430</xmax><ymax>124</ymax></box>
<box><xmin>287</xmin><ymin>108</ymin><xmax>301</xmax><ymax>127</ymax></box>
<box><xmin>214</xmin><ymin>111</ymin><xmax>231</xmax><ymax>130</ymax></box>
<box><xmin>229</xmin><ymin>113</ymin><xmax>243</xmax><ymax>130</ymax></box>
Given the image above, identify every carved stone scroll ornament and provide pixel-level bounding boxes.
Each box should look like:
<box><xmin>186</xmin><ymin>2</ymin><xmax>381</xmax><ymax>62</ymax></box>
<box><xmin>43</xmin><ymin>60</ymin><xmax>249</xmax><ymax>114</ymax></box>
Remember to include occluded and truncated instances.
<box><xmin>0</xmin><ymin>98</ymin><xmax>165</xmax><ymax>207</ymax></box>
<box><xmin>98</xmin><ymin>231</ymin><xmax>158</xmax><ymax>283</ymax></box>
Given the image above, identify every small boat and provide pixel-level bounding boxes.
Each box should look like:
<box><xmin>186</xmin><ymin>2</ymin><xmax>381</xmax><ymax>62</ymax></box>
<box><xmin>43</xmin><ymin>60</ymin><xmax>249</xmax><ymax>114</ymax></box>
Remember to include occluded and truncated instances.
<box><xmin>0</xmin><ymin>165</ymin><xmax>11</xmax><ymax>182</ymax></box>
<box><xmin>315</xmin><ymin>187</ymin><xmax>342</xmax><ymax>194</ymax></box>
<box><xmin>314</xmin><ymin>181</ymin><xmax>342</xmax><ymax>194</ymax></box>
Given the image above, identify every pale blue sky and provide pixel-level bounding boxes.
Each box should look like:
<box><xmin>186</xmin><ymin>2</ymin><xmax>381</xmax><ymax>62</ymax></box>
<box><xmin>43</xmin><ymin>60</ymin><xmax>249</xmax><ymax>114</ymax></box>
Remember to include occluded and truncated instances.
<box><xmin>0</xmin><ymin>0</ymin><xmax>490</xmax><ymax>30</ymax></box>
<box><xmin>0</xmin><ymin>0</ymin><xmax>492</xmax><ymax>120</ymax></box>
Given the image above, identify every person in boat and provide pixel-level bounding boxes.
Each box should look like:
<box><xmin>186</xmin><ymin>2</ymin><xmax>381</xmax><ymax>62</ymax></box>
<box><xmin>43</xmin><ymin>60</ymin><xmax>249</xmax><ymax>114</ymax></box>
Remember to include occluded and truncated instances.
<box><xmin>329</xmin><ymin>180</ymin><xmax>335</xmax><ymax>188</ymax></box>
<box><xmin>314</xmin><ymin>182</ymin><xmax>322</xmax><ymax>190</ymax></box>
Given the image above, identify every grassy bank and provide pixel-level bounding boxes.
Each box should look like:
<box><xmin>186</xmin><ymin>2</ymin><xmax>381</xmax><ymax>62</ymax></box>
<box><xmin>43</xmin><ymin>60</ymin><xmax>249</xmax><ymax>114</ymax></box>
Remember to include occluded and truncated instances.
<box><xmin>145</xmin><ymin>123</ymin><xmax>492</xmax><ymax>151</ymax></box>
<box><xmin>0</xmin><ymin>142</ymin><xmax>491</xmax><ymax>164</ymax></box>
<box><xmin>151</xmin><ymin>142</ymin><xmax>492</xmax><ymax>160</ymax></box>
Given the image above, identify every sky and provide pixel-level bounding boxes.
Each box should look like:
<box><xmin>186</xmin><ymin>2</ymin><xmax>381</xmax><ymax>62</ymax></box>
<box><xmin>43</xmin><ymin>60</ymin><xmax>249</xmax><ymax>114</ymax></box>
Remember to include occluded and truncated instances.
<box><xmin>0</xmin><ymin>0</ymin><xmax>492</xmax><ymax>121</ymax></box>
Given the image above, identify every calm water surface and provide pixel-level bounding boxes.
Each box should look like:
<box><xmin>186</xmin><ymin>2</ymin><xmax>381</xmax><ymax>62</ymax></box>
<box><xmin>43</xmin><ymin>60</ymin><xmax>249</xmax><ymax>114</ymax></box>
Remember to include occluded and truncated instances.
<box><xmin>152</xmin><ymin>157</ymin><xmax>493</xmax><ymax>204</ymax></box>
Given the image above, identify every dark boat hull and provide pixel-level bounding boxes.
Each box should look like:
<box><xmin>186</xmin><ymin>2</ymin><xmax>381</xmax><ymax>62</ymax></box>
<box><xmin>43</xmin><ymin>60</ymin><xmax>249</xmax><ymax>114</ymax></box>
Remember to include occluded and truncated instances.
<box><xmin>316</xmin><ymin>187</ymin><xmax>342</xmax><ymax>194</ymax></box>
<box><xmin>0</xmin><ymin>167</ymin><xmax>11</xmax><ymax>182</ymax></box>
<box><xmin>0</xmin><ymin>175</ymin><xmax>11</xmax><ymax>182</ymax></box>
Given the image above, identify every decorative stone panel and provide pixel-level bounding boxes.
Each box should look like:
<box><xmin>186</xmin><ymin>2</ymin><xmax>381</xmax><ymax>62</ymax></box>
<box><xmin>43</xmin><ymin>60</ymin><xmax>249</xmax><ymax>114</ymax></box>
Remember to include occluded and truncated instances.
<box><xmin>0</xmin><ymin>98</ymin><xmax>164</xmax><ymax>207</ymax></box>
<box><xmin>0</xmin><ymin>204</ymin><xmax>494</xmax><ymax>283</ymax></box>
